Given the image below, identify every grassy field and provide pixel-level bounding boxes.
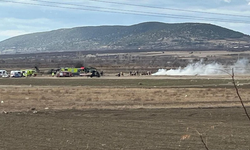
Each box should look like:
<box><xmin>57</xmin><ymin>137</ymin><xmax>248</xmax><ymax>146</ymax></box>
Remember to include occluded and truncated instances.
<box><xmin>1</xmin><ymin>76</ymin><xmax>250</xmax><ymax>112</ymax></box>
<box><xmin>0</xmin><ymin>77</ymin><xmax>250</xmax><ymax>88</ymax></box>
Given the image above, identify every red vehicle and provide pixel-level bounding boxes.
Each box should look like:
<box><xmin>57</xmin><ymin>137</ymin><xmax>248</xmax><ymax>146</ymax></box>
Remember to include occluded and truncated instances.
<box><xmin>56</xmin><ymin>71</ymin><xmax>73</xmax><ymax>77</ymax></box>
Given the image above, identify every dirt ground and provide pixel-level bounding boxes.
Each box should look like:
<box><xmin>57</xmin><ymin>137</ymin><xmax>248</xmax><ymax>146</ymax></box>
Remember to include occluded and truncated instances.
<box><xmin>1</xmin><ymin>108</ymin><xmax>250</xmax><ymax>150</ymax></box>
<box><xmin>1</xmin><ymin>76</ymin><xmax>250</xmax><ymax>149</ymax></box>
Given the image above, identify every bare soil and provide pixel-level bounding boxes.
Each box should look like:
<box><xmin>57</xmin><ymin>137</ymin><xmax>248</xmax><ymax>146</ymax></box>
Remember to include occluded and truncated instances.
<box><xmin>0</xmin><ymin>76</ymin><xmax>250</xmax><ymax>149</ymax></box>
<box><xmin>1</xmin><ymin>108</ymin><xmax>250</xmax><ymax>150</ymax></box>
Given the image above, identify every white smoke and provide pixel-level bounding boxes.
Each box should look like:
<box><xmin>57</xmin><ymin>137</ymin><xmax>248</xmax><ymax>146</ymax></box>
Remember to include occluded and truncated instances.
<box><xmin>152</xmin><ymin>59</ymin><xmax>250</xmax><ymax>76</ymax></box>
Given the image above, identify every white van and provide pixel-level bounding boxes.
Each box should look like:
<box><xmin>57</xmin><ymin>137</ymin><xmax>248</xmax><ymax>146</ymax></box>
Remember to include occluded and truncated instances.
<box><xmin>10</xmin><ymin>70</ymin><xmax>22</xmax><ymax>78</ymax></box>
<box><xmin>0</xmin><ymin>70</ymin><xmax>7</xmax><ymax>77</ymax></box>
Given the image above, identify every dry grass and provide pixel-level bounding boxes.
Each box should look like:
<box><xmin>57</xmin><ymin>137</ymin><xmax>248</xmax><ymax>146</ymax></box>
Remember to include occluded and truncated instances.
<box><xmin>1</xmin><ymin>86</ymin><xmax>250</xmax><ymax>112</ymax></box>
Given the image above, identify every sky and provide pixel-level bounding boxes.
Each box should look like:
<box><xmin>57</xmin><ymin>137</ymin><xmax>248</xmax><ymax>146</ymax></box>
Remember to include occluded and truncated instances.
<box><xmin>0</xmin><ymin>0</ymin><xmax>250</xmax><ymax>42</ymax></box>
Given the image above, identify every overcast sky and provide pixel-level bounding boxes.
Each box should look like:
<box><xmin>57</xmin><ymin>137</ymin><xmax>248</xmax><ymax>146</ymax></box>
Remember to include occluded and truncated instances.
<box><xmin>0</xmin><ymin>0</ymin><xmax>249</xmax><ymax>41</ymax></box>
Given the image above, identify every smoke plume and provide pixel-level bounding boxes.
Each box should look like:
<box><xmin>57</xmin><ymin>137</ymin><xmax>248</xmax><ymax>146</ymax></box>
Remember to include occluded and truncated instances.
<box><xmin>152</xmin><ymin>59</ymin><xmax>250</xmax><ymax>76</ymax></box>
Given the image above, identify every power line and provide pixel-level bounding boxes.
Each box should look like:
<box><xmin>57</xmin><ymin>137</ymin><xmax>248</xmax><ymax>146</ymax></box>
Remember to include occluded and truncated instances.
<box><xmin>1</xmin><ymin>0</ymin><xmax>250</xmax><ymax>24</ymax></box>
<box><xmin>89</xmin><ymin>0</ymin><xmax>250</xmax><ymax>18</ymax></box>
<box><xmin>28</xmin><ymin>0</ymin><xmax>250</xmax><ymax>21</ymax></box>
<box><xmin>28</xmin><ymin>0</ymin><xmax>248</xmax><ymax>22</ymax></box>
<box><xmin>0</xmin><ymin>0</ymin><xmax>167</xmax><ymax>17</ymax></box>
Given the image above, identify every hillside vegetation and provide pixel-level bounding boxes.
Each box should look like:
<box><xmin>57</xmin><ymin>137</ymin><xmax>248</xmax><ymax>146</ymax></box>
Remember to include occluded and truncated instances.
<box><xmin>0</xmin><ymin>22</ymin><xmax>249</xmax><ymax>54</ymax></box>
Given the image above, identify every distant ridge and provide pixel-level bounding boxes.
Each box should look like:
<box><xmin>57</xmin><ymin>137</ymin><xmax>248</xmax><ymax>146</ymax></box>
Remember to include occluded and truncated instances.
<box><xmin>0</xmin><ymin>22</ymin><xmax>249</xmax><ymax>54</ymax></box>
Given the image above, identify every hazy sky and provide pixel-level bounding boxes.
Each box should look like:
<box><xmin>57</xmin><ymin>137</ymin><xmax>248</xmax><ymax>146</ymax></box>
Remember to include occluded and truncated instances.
<box><xmin>0</xmin><ymin>0</ymin><xmax>249</xmax><ymax>41</ymax></box>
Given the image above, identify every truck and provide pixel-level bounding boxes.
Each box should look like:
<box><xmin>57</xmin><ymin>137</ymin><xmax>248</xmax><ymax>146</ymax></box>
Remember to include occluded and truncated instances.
<box><xmin>21</xmin><ymin>69</ymin><xmax>37</xmax><ymax>77</ymax></box>
<box><xmin>60</xmin><ymin>67</ymin><xmax>80</xmax><ymax>76</ymax></box>
<box><xmin>60</xmin><ymin>67</ymin><xmax>100</xmax><ymax>77</ymax></box>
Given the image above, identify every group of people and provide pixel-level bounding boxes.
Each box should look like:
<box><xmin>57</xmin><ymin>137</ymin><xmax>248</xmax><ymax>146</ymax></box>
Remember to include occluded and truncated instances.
<box><xmin>116</xmin><ymin>72</ymin><xmax>124</xmax><ymax>77</ymax></box>
<box><xmin>129</xmin><ymin>71</ymin><xmax>152</xmax><ymax>76</ymax></box>
<box><xmin>116</xmin><ymin>71</ymin><xmax>152</xmax><ymax>77</ymax></box>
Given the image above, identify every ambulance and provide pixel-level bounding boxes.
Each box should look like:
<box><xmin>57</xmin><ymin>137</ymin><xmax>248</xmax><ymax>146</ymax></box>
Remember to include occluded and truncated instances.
<box><xmin>10</xmin><ymin>70</ymin><xmax>22</xmax><ymax>78</ymax></box>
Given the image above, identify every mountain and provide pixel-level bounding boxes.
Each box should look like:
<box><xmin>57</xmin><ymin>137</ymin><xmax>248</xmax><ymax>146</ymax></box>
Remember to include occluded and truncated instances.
<box><xmin>0</xmin><ymin>22</ymin><xmax>249</xmax><ymax>54</ymax></box>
